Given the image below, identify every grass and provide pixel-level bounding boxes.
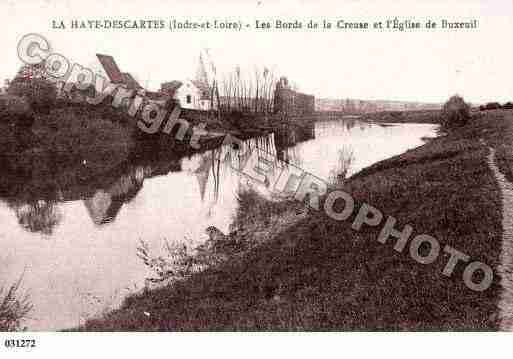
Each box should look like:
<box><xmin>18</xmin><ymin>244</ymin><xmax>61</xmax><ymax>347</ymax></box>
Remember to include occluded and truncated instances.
<box><xmin>0</xmin><ymin>277</ymin><xmax>33</xmax><ymax>331</ymax></box>
<box><xmin>136</xmin><ymin>188</ymin><xmax>307</xmax><ymax>288</ymax></box>
<box><xmin>327</xmin><ymin>146</ymin><xmax>354</xmax><ymax>185</ymax></box>
<box><xmin>482</xmin><ymin>110</ymin><xmax>513</xmax><ymax>184</ymax></box>
<box><xmin>361</xmin><ymin>109</ymin><xmax>442</xmax><ymax>124</ymax></box>
<box><xmin>77</xmin><ymin>111</ymin><xmax>507</xmax><ymax>331</ymax></box>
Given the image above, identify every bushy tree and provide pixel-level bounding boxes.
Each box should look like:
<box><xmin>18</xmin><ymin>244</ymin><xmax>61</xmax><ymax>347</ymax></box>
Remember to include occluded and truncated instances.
<box><xmin>7</xmin><ymin>78</ymin><xmax>57</xmax><ymax>114</ymax></box>
<box><xmin>441</xmin><ymin>95</ymin><xmax>471</xmax><ymax>129</ymax></box>
<box><xmin>0</xmin><ymin>94</ymin><xmax>34</xmax><ymax>127</ymax></box>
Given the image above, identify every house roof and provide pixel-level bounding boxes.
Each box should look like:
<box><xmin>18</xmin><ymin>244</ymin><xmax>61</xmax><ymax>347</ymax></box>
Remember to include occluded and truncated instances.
<box><xmin>145</xmin><ymin>91</ymin><xmax>168</xmax><ymax>101</ymax></box>
<box><xmin>122</xmin><ymin>72</ymin><xmax>142</xmax><ymax>90</ymax></box>
<box><xmin>161</xmin><ymin>79</ymin><xmax>211</xmax><ymax>101</ymax></box>
<box><xmin>160</xmin><ymin>80</ymin><xmax>183</xmax><ymax>97</ymax></box>
<box><xmin>96</xmin><ymin>54</ymin><xmax>124</xmax><ymax>84</ymax></box>
<box><xmin>161</xmin><ymin>80</ymin><xmax>182</xmax><ymax>91</ymax></box>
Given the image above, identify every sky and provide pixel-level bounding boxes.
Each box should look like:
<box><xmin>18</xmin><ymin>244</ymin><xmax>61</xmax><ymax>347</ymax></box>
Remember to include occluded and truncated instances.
<box><xmin>1</xmin><ymin>0</ymin><xmax>513</xmax><ymax>104</ymax></box>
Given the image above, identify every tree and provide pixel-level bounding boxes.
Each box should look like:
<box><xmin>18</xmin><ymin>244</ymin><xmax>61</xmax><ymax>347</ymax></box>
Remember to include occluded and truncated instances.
<box><xmin>441</xmin><ymin>95</ymin><xmax>471</xmax><ymax>129</ymax></box>
<box><xmin>8</xmin><ymin>64</ymin><xmax>57</xmax><ymax>113</ymax></box>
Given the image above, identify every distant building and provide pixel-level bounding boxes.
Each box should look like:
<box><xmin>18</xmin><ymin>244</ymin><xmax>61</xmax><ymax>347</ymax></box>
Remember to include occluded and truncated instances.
<box><xmin>274</xmin><ymin>76</ymin><xmax>315</xmax><ymax>115</ymax></box>
<box><xmin>95</xmin><ymin>53</ymin><xmax>202</xmax><ymax>109</ymax></box>
<box><xmin>95</xmin><ymin>52</ymin><xmax>215</xmax><ymax>110</ymax></box>
<box><xmin>315</xmin><ymin>98</ymin><xmax>442</xmax><ymax>113</ymax></box>
<box><xmin>121</xmin><ymin>72</ymin><xmax>143</xmax><ymax>91</ymax></box>
<box><xmin>96</xmin><ymin>54</ymin><xmax>146</xmax><ymax>92</ymax></box>
<box><xmin>96</xmin><ymin>54</ymin><xmax>125</xmax><ymax>84</ymax></box>
<box><xmin>160</xmin><ymin>79</ymin><xmax>210</xmax><ymax>110</ymax></box>
<box><xmin>159</xmin><ymin>54</ymin><xmax>212</xmax><ymax>110</ymax></box>
<box><xmin>95</xmin><ymin>53</ymin><xmax>170</xmax><ymax>106</ymax></box>
<box><xmin>96</xmin><ymin>54</ymin><xmax>144</xmax><ymax>91</ymax></box>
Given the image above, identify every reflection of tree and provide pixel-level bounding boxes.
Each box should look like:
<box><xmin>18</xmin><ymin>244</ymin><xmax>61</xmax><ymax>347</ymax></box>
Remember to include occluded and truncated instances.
<box><xmin>83</xmin><ymin>167</ymin><xmax>146</xmax><ymax>225</ymax></box>
<box><xmin>190</xmin><ymin>124</ymin><xmax>318</xmax><ymax>207</ymax></box>
<box><xmin>0</xmin><ymin>141</ymin><xmax>187</xmax><ymax>231</ymax></box>
<box><xmin>210</xmin><ymin>149</ymin><xmax>221</xmax><ymax>203</ymax></box>
<box><xmin>273</xmin><ymin>123</ymin><xmax>315</xmax><ymax>165</ymax></box>
<box><xmin>14</xmin><ymin>200</ymin><xmax>62</xmax><ymax>235</ymax></box>
<box><xmin>79</xmin><ymin>149</ymin><xmax>187</xmax><ymax>225</ymax></box>
<box><xmin>193</xmin><ymin>153</ymin><xmax>212</xmax><ymax>202</ymax></box>
<box><xmin>190</xmin><ymin>148</ymin><xmax>224</xmax><ymax>218</ymax></box>
<box><xmin>0</xmin><ymin>119</ymin><xmax>322</xmax><ymax>234</ymax></box>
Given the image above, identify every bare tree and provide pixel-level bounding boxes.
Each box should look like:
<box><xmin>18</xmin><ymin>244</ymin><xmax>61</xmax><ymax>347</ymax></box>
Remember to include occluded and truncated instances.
<box><xmin>218</xmin><ymin>65</ymin><xmax>278</xmax><ymax>115</ymax></box>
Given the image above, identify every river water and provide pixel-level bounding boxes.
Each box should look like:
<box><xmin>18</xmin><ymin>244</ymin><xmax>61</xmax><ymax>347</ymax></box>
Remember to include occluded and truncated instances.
<box><xmin>0</xmin><ymin>119</ymin><xmax>437</xmax><ymax>330</ymax></box>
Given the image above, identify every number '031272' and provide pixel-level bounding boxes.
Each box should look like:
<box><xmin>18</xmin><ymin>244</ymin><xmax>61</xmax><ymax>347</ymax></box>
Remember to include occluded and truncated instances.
<box><xmin>4</xmin><ymin>339</ymin><xmax>36</xmax><ymax>348</ymax></box>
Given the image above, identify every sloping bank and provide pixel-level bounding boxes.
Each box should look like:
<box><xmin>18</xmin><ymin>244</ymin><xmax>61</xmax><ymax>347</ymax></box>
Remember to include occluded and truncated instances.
<box><xmin>80</xmin><ymin>112</ymin><xmax>509</xmax><ymax>331</ymax></box>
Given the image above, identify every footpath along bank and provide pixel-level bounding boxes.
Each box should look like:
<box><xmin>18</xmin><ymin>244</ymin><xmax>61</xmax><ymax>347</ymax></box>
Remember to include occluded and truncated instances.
<box><xmin>81</xmin><ymin>110</ymin><xmax>511</xmax><ymax>331</ymax></box>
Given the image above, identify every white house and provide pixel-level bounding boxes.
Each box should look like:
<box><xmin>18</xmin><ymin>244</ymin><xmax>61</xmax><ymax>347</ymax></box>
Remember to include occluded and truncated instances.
<box><xmin>94</xmin><ymin>53</ymin><xmax>213</xmax><ymax>110</ymax></box>
<box><xmin>161</xmin><ymin>79</ymin><xmax>211</xmax><ymax>110</ymax></box>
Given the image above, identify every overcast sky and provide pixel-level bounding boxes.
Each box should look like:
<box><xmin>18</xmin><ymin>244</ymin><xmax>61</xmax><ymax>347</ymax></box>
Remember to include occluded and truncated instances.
<box><xmin>1</xmin><ymin>0</ymin><xmax>513</xmax><ymax>103</ymax></box>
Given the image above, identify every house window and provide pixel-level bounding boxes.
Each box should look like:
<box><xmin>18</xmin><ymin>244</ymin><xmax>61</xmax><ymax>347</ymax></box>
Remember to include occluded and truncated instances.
<box><xmin>186</xmin><ymin>95</ymin><xmax>192</xmax><ymax>104</ymax></box>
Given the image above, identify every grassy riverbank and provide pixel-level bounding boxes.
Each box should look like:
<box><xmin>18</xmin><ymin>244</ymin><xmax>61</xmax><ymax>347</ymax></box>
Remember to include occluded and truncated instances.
<box><xmin>79</xmin><ymin>110</ymin><xmax>510</xmax><ymax>331</ymax></box>
<box><xmin>361</xmin><ymin>109</ymin><xmax>442</xmax><ymax>124</ymax></box>
<box><xmin>0</xmin><ymin>104</ymin><xmax>134</xmax><ymax>197</ymax></box>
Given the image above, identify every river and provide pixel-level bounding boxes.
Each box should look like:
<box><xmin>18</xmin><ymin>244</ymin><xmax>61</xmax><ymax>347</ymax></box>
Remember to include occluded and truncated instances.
<box><xmin>0</xmin><ymin>118</ymin><xmax>437</xmax><ymax>330</ymax></box>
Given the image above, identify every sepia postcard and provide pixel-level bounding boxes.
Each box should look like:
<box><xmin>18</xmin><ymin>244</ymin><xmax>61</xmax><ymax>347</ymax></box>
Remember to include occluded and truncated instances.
<box><xmin>0</xmin><ymin>0</ymin><xmax>512</xmax><ymax>356</ymax></box>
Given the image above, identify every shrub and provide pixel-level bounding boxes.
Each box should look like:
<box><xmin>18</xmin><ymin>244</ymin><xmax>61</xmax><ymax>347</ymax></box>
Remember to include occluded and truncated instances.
<box><xmin>441</xmin><ymin>95</ymin><xmax>471</xmax><ymax>129</ymax></box>
<box><xmin>222</xmin><ymin>109</ymin><xmax>257</xmax><ymax>130</ymax></box>
<box><xmin>484</xmin><ymin>102</ymin><xmax>501</xmax><ymax>110</ymax></box>
<box><xmin>0</xmin><ymin>94</ymin><xmax>34</xmax><ymax>127</ymax></box>
<box><xmin>7</xmin><ymin>78</ymin><xmax>57</xmax><ymax>114</ymax></box>
<box><xmin>0</xmin><ymin>277</ymin><xmax>32</xmax><ymax>331</ymax></box>
<box><xmin>502</xmin><ymin>102</ymin><xmax>513</xmax><ymax>110</ymax></box>
<box><xmin>137</xmin><ymin>239</ymin><xmax>206</xmax><ymax>285</ymax></box>
<box><xmin>33</xmin><ymin>109</ymin><xmax>133</xmax><ymax>176</ymax></box>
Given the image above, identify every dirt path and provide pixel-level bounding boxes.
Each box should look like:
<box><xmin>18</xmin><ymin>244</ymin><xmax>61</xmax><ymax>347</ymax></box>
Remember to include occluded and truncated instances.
<box><xmin>483</xmin><ymin>138</ymin><xmax>513</xmax><ymax>330</ymax></box>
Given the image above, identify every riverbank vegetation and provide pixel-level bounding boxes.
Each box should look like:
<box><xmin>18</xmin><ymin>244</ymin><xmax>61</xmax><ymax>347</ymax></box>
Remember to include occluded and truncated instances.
<box><xmin>0</xmin><ymin>277</ymin><xmax>32</xmax><ymax>331</ymax></box>
<box><xmin>0</xmin><ymin>76</ymin><xmax>138</xmax><ymax>190</ymax></box>
<box><xmin>78</xmin><ymin>104</ymin><xmax>508</xmax><ymax>331</ymax></box>
<box><xmin>2</xmin><ymin>80</ymin><xmax>507</xmax><ymax>330</ymax></box>
<box><xmin>360</xmin><ymin>109</ymin><xmax>442</xmax><ymax>124</ymax></box>
<box><xmin>0</xmin><ymin>104</ymin><xmax>134</xmax><ymax>197</ymax></box>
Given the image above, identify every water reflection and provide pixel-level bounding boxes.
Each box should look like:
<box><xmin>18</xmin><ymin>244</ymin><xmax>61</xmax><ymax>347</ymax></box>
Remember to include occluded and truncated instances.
<box><xmin>0</xmin><ymin>119</ymin><xmax>424</xmax><ymax>232</ymax></box>
<box><xmin>274</xmin><ymin>123</ymin><xmax>315</xmax><ymax>164</ymax></box>
<box><xmin>0</xmin><ymin>119</ymin><xmax>437</xmax><ymax>329</ymax></box>
<box><xmin>14</xmin><ymin>200</ymin><xmax>62</xmax><ymax>235</ymax></box>
<box><xmin>84</xmin><ymin>166</ymin><xmax>147</xmax><ymax>225</ymax></box>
